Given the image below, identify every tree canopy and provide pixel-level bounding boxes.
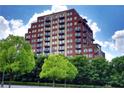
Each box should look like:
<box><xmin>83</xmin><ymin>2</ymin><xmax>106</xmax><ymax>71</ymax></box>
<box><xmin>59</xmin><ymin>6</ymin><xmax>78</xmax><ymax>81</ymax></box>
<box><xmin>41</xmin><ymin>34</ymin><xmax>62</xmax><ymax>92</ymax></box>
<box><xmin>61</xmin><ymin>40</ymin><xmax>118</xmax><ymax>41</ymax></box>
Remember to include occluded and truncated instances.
<box><xmin>0</xmin><ymin>35</ymin><xmax>35</xmax><ymax>87</ymax></box>
<box><xmin>39</xmin><ymin>54</ymin><xmax>78</xmax><ymax>87</ymax></box>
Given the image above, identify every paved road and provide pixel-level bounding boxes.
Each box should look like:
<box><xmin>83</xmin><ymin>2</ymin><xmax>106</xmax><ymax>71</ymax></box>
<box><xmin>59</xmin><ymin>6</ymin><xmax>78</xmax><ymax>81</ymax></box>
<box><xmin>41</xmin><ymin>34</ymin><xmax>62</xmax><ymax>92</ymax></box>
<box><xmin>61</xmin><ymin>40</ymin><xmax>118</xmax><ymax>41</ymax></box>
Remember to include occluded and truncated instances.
<box><xmin>0</xmin><ymin>84</ymin><xmax>51</xmax><ymax>88</ymax></box>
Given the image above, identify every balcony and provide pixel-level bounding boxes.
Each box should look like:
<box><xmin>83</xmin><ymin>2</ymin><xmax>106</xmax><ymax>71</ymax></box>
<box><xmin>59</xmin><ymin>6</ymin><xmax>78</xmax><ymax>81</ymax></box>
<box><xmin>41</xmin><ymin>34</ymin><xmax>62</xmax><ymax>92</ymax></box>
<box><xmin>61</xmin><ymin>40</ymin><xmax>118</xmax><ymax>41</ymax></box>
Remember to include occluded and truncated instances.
<box><xmin>83</xmin><ymin>35</ymin><xmax>86</xmax><ymax>38</ymax></box>
<box><xmin>83</xmin><ymin>30</ymin><xmax>87</xmax><ymax>33</ymax></box>
<box><xmin>75</xmin><ymin>40</ymin><xmax>81</xmax><ymax>44</ymax></box>
<box><xmin>75</xmin><ymin>28</ymin><xmax>81</xmax><ymax>32</ymax></box>
<box><xmin>44</xmin><ymin>45</ymin><xmax>50</xmax><ymax>48</ymax></box>
<box><xmin>45</xmin><ymin>30</ymin><xmax>50</xmax><ymax>32</ymax></box>
<box><xmin>59</xmin><ymin>22</ymin><xmax>65</xmax><ymax>25</ymax></box>
<box><xmin>59</xmin><ymin>16</ymin><xmax>65</xmax><ymax>20</ymax></box>
<box><xmin>45</xmin><ymin>24</ymin><xmax>51</xmax><ymax>27</ymax></box>
<box><xmin>75</xmin><ymin>46</ymin><xmax>81</xmax><ymax>49</ymax></box>
<box><xmin>45</xmin><ymin>38</ymin><xmax>50</xmax><ymax>42</ymax></box>
<box><xmin>59</xmin><ymin>27</ymin><xmax>65</xmax><ymax>30</ymax></box>
<box><xmin>45</xmin><ymin>19</ymin><xmax>51</xmax><ymax>23</ymax></box>
<box><xmin>59</xmin><ymin>36</ymin><xmax>65</xmax><ymax>40</ymax></box>
<box><xmin>59</xmin><ymin>48</ymin><xmax>64</xmax><ymax>51</ymax></box>
<box><xmin>59</xmin><ymin>31</ymin><xmax>65</xmax><ymax>35</ymax></box>
<box><xmin>59</xmin><ymin>43</ymin><xmax>65</xmax><ymax>46</ymax></box>
<box><xmin>83</xmin><ymin>42</ymin><xmax>87</xmax><ymax>45</ymax></box>
<box><xmin>25</xmin><ymin>38</ymin><xmax>30</xmax><ymax>41</ymax></box>
<box><xmin>44</xmin><ymin>49</ymin><xmax>50</xmax><ymax>53</ymax></box>
<box><xmin>44</xmin><ymin>42</ymin><xmax>50</xmax><ymax>46</ymax></box>
<box><xmin>45</xmin><ymin>33</ymin><xmax>50</xmax><ymax>37</ymax></box>
<box><xmin>75</xmin><ymin>35</ymin><xmax>81</xmax><ymax>38</ymax></box>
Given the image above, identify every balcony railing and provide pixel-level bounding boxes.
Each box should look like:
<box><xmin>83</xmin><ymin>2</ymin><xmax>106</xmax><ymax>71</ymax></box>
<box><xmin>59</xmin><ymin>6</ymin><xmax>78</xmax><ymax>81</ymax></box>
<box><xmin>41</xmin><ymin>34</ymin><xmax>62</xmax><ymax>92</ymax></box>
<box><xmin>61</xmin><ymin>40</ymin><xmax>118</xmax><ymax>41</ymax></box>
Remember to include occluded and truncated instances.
<box><xmin>59</xmin><ymin>36</ymin><xmax>65</xmax><ymax>40</ymax></box>
<box><xmin>59</xmin><ymin>31</ymin><xmax>65</xmax><ymax>35</ymax></box>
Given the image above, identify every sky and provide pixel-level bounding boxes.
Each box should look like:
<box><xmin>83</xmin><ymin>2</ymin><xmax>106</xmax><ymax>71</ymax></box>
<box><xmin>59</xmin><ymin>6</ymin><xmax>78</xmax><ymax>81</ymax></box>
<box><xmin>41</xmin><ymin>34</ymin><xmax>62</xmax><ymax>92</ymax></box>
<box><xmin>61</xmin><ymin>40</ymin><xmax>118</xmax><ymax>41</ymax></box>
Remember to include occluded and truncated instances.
<box><xmin>0</xmin><ymin>5</ymin><xmax>124</xmax><ymax>61</ymax></box>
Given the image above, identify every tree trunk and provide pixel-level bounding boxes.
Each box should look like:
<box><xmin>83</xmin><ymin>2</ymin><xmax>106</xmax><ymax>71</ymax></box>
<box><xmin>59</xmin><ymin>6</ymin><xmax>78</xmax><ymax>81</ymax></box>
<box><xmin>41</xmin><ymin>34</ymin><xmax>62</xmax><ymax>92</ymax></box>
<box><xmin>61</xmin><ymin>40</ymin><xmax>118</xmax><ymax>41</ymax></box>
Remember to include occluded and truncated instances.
<box><xmin>53</xmin><ymin>80</ymin><xmax>55</xmax><ymax>87</ymax></box>
<box><xmin>1</xmin><ymin>71</ymin><xmax>5</xmax><ymax>88</ymax></box>
<box><xmin>64</xmin><ymin>79</ymin><xmax>66</xmax><ymax>88</ymax></box>
<box><xmin>8</xmin><ymin>72</ymin><xmax>13</xmax><ymax>88</ymax></box>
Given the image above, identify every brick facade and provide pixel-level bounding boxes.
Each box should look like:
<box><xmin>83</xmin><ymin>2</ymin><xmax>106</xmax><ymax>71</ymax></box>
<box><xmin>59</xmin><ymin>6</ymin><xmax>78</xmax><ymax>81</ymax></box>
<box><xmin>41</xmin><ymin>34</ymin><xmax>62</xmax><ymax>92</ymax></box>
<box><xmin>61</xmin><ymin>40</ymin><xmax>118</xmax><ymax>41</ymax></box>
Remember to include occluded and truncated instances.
<box><xmin>25</xmin><ymin>9</ymin><xmax>105</xmax><ymax>58</ymax></box>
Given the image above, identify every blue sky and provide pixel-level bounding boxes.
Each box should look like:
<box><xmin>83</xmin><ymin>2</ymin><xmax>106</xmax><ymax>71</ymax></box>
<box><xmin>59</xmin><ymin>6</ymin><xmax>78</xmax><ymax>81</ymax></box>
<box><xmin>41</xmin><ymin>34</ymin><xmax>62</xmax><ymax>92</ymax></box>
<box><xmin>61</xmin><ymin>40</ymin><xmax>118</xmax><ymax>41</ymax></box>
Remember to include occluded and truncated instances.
<box><xmin>0</xmin><ymin>5</ymin><xmax>124</xmax><ymax>61</ymax></box>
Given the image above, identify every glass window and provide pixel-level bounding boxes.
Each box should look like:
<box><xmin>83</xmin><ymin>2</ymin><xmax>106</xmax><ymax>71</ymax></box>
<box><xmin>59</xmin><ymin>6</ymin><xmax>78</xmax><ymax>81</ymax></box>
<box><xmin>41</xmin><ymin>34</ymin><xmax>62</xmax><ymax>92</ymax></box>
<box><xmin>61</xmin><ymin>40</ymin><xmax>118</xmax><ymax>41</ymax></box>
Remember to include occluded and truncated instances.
<box><xmin>74</xmin><ymin>22</ymin><xmax>77</xmax><ymax>25</ymax></box>
<box><xmin>74</xmin><ymin>17</ymin><xmax>77</xmax><ymax>20</ymax></box>
<box><xmin>89</xmin><ymin>48</ymin><xmax>93</xmax><ymax>52</ymax></box>
<box><xmin>83</xmin><ymin>49</ymin><xmax>87</xmax><ymax>52</ymax></box>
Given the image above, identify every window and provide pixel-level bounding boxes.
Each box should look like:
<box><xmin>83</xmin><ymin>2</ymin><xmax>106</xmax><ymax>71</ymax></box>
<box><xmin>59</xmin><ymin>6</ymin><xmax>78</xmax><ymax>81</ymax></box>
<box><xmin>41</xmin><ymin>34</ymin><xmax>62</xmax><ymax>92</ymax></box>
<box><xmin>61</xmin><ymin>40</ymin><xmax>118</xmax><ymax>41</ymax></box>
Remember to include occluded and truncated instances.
<box><xmin>67</xmin><ymin>45</ymin><xmax>72</xmax><ymax>48</ymax></box>
<box><xmin>74</xmin><ymin>22</ymin><xmax>77</xmax><ymax>25</ymax></box>
<box><xmin>67</xmin><ymin>17</ymin><xmax>72</xmax><ymax>21</ymax></box>
<box><xmin>67</xmin><ymin>34</ymin><xmax>72</xmax><ymax>37</ymax></box>
<box><xmin>37</xmin><ymin>43</ymin><xmax>42</xmax><ymax>47</ymax></box>
<box><xmin>69</xmin><ymin>28</ymin><xmax>73</xmax><ymax>32</ymax></box>
<box><xmin>38</xmin><ymin>29</ymin><xmax>41</xmax><ymax>32</ymax></box>
<box><xmin>75</xmin><ymin>38</ymin><xmax>81</xmax><ymax>42</ymax></box>
<box><xmin>74</xmin><ymin>17</ymin><xmax>77</xmax><ymax>20</ymax></box>
<box><xmin>83</xmin><ymin>49</ymin><xmax>87</xmax><ymax>52</ymax></box>
<box><xmin>75</xmin><ymin>33</ymin><xmax>81</xmax><ymax>36</ymax></box>
<box><xmin>32</xmin><ymin>44</ymin><xmax>35</xmax><ymax>47</ymax></box>
<box><xmin>70</xmin><ymin>12</ymin><xmax>72</xmax><ymax>15</ymax></box>
<box><xmin>67</xmin><ymin>12</ymin><xmax>70</xmax><ymax>16</ymax></box>
<box><xmin>67</xmin><ymin>23</ymin><xmax>73</xmax><ymax>27</ymax></box>
<box><xmin>45</xmin><ymin>42</ymin><xmax>50</xmax><ymax>46</ymax></box>
<box><xmin>89</xmin><ymin>48</ymin><xmax>93</xmax><ymax>52</ymax></box>
<box><xmin>76</xmin><ymin>44</ymin><xmax>81</xmax><ymax>48</ymax></box>
<box><xmin>75</xmin><ymin>26</ymin><xmax>81</xmax><ymax>31</ymax></box>
<box><xmin>41</xmin><ymin>28</ymin><xmax>43</xmax><ymax>31</ymax></box>
<box><xmin>59</xmin><ymin>25</ymin><xmax>65</xmax><ymax>28</ymax></box>
<box><xmin>32</xmin><ymin>39</ymin><xmax>36</xmax><ymax>43</ymax></box>
<box><xmin>32</xmin><ymin>34</ymin><xmax>36</xmax><ymax>38</ymax></box>
<box><xmin>32</xmin><ymin>30</ymin><xmax>37</xmax><ymax>33</ymax></box>
<box><xmin>70</xmin><ymin>17</ymin><xmax>72</xmax><ymax>21</ymax></box>
<box><xmin>26</xmin><ymin>35</ymin><xmax>30</xmax><ymax>39</ymax></box>
<box><xmin>37</xmin><ymin>38</ymin><xmax>42</xmax><ymax>42</ymax></box>
<box><xmin>53</xmin><ymin>41</ymin><xmax>57</xmax><ymax>44</ymax></box>
<box><xmin>67</xmin><ymin>39</ymin><xmax>72</xmax><ymax>43</ymax></box>
<box><xmin>67</xmin><ymin>50</ymin><xmax>72</xmax><ymax>54</ymax></box>
<box><xmin>75</xmin><ymin>50</ymin><xmax>81</xmax><ymax>53</ymax></box>
<box><xmin>59</xmin><ymin>40</ymin><xmax>65</xmax><ymax>44</ymax></box>
<box><xmin>38</xmin><ymin>33</ymin><xmax>42</xmax><ymax>37</ymax></box>
<box><xmin>59</xmin><ymin>46</ymin><xmax>64</xmax><ymax>50</ymax></box>
<box><xmin>67</xmin><ymin>12</ymin><xmax>72</xmax><ymax>16</ymax></box>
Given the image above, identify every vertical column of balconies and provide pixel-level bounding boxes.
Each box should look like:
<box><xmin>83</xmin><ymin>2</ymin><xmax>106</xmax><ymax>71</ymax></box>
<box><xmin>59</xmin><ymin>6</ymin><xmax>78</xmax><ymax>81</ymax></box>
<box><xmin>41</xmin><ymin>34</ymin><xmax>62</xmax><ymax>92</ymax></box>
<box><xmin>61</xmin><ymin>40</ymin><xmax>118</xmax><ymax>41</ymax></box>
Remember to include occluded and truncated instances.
<box><xmin>56</xmin><ymin>15</ymin><xmax>59</xmax><ymax>54</ymax></box>
<box><xmin>58</xmin><ymin>13</ymin><xmax>65</xmax><ymax>55</ymax></box>
<box><xmin>75</xmin><ymin>26</ymin><xmax>82</xmax><ymax>55</ymax></box>
<box><xmin>64</xmin><ymin>12</ymin><xmax>67</xmax><ymax>56</ymax></box>
<box><xmin>44</xmin><ymin>17</ymin><xmax>51</xmax><ymax>55</ymax></box>
<box><xmin>50</xmin><ymin>16</ymin><xmax>52</xmax><ymax>54</ymax></box>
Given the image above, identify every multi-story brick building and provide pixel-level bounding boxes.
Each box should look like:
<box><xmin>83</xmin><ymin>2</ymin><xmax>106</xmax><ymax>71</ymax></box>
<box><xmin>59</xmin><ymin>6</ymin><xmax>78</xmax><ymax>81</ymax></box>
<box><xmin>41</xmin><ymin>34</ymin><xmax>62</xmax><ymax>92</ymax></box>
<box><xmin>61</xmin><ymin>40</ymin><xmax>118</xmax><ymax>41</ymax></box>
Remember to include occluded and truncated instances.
<box><xmin>25</xmin><ymin>9</ymin><xmax>105</xmax><ymax>58</ymax></box>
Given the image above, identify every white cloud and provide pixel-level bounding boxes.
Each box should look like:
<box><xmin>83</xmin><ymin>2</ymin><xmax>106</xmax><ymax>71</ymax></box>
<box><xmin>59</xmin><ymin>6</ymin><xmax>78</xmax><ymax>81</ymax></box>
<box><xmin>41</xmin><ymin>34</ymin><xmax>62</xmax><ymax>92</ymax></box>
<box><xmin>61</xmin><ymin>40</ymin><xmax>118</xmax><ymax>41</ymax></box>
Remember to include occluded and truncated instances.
<box><xmin>112</xmin><ymin>30</ymin><xmax>124</xmax><ymax>52</ymax></box>
<box><xmin>27</xmin><ymin>5</ymin><xmax>68</xmax><ymax>27</ymax></box>
<box><xmin>104</xmin><ymin>51</ymin><xmax>114</xmax><ymax>61</ymax></box>
<box><xmin>0</xmin><ymin>16</ymin><xmax>27</xmax><ymax>39</ymax></box>
<box><xmin>94</xmin><ymin>39</ymin><xmax>116</xmax><ymax>51</ymax></box>
<box><xmin>88</xmin><ymin>22</ymin><xmax>101</xmax><ymax>38</ymax></box>
<box><xmin>0</xmin><ymin>16</ymin><xmax>11</xmax><ymax>39</ymax></box>
<box><xmin>10</xmin><ymin>19</ymin><xmax>23</xmax><ymax>30</ymax></box>
<box><xmin>81</xmin><ymin>15</ymin><xmax>101</xmax><ymax>38</ymax></box>
<box><xmin>0</xmin><ymin>5</ymin><xmax>68</xmax><ymax>40</ymax></box>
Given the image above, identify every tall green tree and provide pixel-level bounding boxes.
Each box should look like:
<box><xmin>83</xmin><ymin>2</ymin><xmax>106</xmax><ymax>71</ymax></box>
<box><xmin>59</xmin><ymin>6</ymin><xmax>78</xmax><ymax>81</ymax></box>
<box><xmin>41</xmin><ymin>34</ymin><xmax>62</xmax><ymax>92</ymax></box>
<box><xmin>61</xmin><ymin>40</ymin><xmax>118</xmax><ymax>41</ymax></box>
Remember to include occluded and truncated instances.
<box><xmin>69</xmin><ymin>55</ymin><xmax>91</xmax><ymax>84</ymax></box>
<box><xmin>0</xmin><ymin>35</ymin><xmax>35</xmax><ymax>88</ymax></box>
<box><xmin>109</xmin><ymin>56</ymin><xmax>124</xmax><ymax>87</ymax></box>
<box><xmin>90</xmin><ymin>57</ymin><xmax>109</xmax><ymax>86</ymax></box>
<box><xmin>64</xmin><ymin>61</ymin><xmax>78</xmax><ymax>87</ymax></box>
<box><xmin>39</xmin><ymin>54</ymin><xmax>78</xmax><ymax>87</ymax></box>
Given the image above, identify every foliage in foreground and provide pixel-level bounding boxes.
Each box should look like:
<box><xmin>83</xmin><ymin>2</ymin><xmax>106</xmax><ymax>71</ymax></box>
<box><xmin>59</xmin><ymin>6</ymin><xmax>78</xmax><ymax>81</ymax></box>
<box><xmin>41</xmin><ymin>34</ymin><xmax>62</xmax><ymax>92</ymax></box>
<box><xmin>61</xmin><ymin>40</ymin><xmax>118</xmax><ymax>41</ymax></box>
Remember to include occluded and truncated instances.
<box><xmin>0</xmin><ymin>35</ymin><xmax>35</xmax><ymax>87</ymax></box>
